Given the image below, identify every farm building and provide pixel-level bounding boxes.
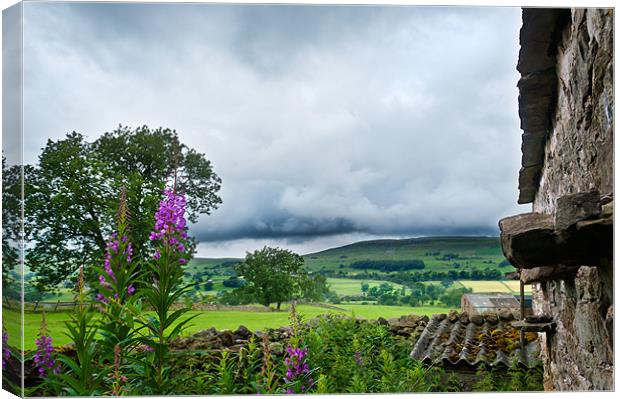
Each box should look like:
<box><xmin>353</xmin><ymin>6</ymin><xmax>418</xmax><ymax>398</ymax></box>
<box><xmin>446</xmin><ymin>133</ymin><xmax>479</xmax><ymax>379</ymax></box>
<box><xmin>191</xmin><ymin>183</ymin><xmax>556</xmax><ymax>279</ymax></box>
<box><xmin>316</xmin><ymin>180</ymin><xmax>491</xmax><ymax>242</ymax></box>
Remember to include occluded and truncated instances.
<box><xmin>499</xmin><ymin>8</ymin><xmax>613</xmax><ymax>390</ymax></box>
<box><xmin>460</xmin><ymin>293</ymin><xmax>521</xmax><ymax>316</ymax></box>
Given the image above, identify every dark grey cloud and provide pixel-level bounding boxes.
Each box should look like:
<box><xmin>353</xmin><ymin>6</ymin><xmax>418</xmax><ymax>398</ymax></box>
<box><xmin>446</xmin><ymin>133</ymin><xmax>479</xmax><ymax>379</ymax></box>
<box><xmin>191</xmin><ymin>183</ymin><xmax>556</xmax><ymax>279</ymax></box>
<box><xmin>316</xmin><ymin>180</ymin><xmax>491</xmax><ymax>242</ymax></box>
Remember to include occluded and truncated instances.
<box><xmin>2</xmin><ymin>2</ymin><xmax>22</xmax><ymax>166</ymax></box>
<box><xmin>19</xmin><ymin>3</ymin><xmax>528</xmax><ymax>257</ymax></box>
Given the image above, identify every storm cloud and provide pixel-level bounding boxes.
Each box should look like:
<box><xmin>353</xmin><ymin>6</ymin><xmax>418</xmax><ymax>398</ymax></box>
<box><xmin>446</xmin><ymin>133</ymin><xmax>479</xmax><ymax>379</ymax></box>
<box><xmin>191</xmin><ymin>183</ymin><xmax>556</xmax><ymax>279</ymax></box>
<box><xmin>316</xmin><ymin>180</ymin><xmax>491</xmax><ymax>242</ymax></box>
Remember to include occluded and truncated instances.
<box><xmin>19</xmin><ymin>3</ymin><xmax>528</xmax><ymax>257</ymax></box>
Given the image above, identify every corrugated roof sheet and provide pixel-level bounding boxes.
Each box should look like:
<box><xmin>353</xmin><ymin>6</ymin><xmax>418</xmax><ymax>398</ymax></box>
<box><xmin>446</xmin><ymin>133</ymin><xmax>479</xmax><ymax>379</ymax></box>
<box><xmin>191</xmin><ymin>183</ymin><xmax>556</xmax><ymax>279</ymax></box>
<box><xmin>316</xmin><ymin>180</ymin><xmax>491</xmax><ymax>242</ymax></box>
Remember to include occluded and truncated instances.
<box><xmin>410</xmin><ymin>311</ymin><xmax>540</xmax><ymax>369</ymax></box>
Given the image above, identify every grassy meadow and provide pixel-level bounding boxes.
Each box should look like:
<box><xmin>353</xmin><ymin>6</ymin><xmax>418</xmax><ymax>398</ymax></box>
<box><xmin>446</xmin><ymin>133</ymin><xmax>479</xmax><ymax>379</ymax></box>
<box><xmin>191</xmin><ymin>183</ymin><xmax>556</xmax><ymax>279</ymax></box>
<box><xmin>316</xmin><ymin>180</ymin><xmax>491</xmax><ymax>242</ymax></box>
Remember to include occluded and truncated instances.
<box><xmin>15</xmin><ymin>237</ymin><xmax>520</xmax><ymax>351</ymax></box>
<box><xmin>3</xmin><ymin>303</ymin><xmax>451</xmax><ymax>350</ymax></box>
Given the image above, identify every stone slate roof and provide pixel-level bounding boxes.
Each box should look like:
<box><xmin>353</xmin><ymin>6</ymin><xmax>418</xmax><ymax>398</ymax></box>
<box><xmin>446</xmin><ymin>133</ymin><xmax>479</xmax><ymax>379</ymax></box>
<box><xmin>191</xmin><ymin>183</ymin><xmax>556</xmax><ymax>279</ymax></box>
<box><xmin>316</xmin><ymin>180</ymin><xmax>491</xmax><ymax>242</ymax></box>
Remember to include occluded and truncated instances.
<box><xmin>516</xmin><ymin>8</ymin><xmax>571</xmax><ymax>204</ymax></box>
<box><xmin>410</xmin><ymin>311</ymin><xmax>540</xmax><ymax>369</ymax></box>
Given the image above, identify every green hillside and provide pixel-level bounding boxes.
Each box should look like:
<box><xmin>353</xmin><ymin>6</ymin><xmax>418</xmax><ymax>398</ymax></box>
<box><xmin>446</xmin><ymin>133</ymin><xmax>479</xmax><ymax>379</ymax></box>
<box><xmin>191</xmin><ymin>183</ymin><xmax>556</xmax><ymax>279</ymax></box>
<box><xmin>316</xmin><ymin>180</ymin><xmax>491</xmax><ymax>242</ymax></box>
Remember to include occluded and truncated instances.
<box><xmin>190</xmin><ymin>236</ymin><xmax>511</xmax><ymax>276</ymax></box>
<box><xmin>304</xmin><ymin>236</ymin><xmax>508</xmax><ymax>273</ymax></box>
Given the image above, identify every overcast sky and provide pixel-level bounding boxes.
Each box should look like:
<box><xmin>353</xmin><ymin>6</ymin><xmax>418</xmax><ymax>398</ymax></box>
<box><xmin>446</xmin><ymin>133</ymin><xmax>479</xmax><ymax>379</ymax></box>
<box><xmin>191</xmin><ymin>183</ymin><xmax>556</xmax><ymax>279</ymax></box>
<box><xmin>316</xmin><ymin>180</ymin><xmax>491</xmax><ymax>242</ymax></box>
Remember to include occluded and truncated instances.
<box><xmin>10</xmin><ymin>2</ymin><xmax>527</xmax><ymax>257</ymax></box>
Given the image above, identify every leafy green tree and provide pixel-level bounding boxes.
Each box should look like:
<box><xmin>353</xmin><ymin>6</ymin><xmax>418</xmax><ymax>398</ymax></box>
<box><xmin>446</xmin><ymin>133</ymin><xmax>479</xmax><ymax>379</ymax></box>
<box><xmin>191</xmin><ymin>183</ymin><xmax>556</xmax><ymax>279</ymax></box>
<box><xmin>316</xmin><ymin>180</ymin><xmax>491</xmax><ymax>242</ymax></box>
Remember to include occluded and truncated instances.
<box><xmin>439</xmin><ymin>287</ymin><xmax>472</xmax><ymax>308</ymax></box>
<box><xmin>234</xmin><ymin>246</ymin><xmax>306</xmax><ymax>309</ymax></box>
<box><xmin>24</xmin><ymin>126</ymin><xmax>222</xmax><ymax>291</ymax></box>
<box><xmin>360</xmin><ymin>282</ymin><xmax>369</xmax><ymax>295</ymax></box>
<box><xmin>2</xmin><ymin>156</ymin><xmax>21</xmax><ymax>296</ymax></box>
<box><xmin>299</xmin><ymin>273</ymin><xmax>330</xmax><ymax>302</ymax></box>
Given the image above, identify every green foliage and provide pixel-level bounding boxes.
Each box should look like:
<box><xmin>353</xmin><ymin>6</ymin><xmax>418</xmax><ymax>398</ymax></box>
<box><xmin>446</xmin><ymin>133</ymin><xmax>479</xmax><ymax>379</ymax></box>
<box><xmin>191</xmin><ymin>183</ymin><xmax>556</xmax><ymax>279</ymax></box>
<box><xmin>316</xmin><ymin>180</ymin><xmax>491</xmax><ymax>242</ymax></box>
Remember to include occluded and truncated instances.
<box><xmin>349</xmin><ymin>259</ymin><xmax>425</xmax><ymax>272</ymax></box>
<box><xmin>472</xmin><ymin>362</ymin><xmax>544</xmax><ymax>392</ymax></box>
<box><xmin>298</xmin><ymin>315</ymin><xmax>446</xmax><ymax>393</ymax></box>
<box><xmin>135</xmin><ymin>244</ymin><xmax>196</xmax><ymax>392</ymax></box>
<box><xmin>439</xmin><ymin>287</ymin><xmax>473</xmax><ymax>307</ymax></box>
<box><xmin>37</xmin><ymin>183</ymin><xmax>201</xmax><ymax>396</ymax></box>
<box><xmin>234</xmin><ymin>246</ymin><xmax>307</xmax><ymax>309</ymax></box>
<box><xmin>298</xmin><ymin>273</ymin><xmax>331</xmax><ymax>303</ymax></box>
<box><xmin>49</xmin><ymin>270</ymin><xmax>105</xmax><ymax>396</ymax></box>
<box><xmin>96</xmin><ymin>190</ymin><xmax>141</xmax><ymax>359</ymax></box>
<box><xmin>213</xmin><ymin>350</ymin><xmax>236</xmax><ymax>394</ymax></box>
<box><xmin>24</xmin><ymin>126</ymin><xmax>222</xmax><ymax>291</ymax></box>
<box><xmin>1</xmin><ymin>156</ymin><xmax>21</xmax><ymax>293</ymax></box>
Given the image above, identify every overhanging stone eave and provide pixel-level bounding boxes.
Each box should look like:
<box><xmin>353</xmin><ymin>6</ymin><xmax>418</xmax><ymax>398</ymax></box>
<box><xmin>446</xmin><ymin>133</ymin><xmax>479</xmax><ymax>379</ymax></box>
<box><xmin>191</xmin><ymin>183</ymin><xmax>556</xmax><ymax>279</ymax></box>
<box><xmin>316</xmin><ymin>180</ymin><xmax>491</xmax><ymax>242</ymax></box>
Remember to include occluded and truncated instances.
<box><xmin>515</xmin><ymin>8</ymin><xmax>571</xmax><ymax>204</ymax></box>
<box><xmin>499</xmin><ymin>212</ymin><xmax>613</xmax><ymax>271</ymax></box>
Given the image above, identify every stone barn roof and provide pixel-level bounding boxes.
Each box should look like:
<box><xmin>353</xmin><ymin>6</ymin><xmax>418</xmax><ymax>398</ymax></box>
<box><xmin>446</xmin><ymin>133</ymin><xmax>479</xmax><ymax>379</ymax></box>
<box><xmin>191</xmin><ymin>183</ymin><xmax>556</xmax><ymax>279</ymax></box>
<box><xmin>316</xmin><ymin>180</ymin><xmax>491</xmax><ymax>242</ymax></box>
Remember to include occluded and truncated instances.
<box><xmin>410</xmin><ymin>311</ymin><xmax>540</xmax><ymax>369</ymax></box>
<box><xmin>516</xmin><ymin>8</ymin><xmax>571</xmax><ymax>204</ymax></box>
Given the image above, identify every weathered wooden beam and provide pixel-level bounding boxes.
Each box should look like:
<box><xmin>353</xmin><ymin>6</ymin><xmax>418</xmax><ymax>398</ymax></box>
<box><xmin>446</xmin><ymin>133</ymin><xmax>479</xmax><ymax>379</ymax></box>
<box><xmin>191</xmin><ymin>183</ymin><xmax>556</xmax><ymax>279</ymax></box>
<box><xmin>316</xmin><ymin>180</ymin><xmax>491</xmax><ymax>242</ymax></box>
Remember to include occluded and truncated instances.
<box><xmin>512</xmin><ymin>320</ymin><xmax>556</xmax><ymax>334</ymax></box>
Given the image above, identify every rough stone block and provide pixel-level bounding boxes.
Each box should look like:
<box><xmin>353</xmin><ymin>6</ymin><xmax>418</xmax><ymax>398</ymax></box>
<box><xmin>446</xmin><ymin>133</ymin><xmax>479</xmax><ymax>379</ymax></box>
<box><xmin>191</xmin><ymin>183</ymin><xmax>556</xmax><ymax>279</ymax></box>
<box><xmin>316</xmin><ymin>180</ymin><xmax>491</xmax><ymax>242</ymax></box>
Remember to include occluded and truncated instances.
<box><xmin>517</xmin><ymin>9</ymin><xmax>565</xmax><ymax>74</ymax></box>
<box><xmin>499</xmin><ymin>212</ymin><xmax>556</xmax><ymax>268</ymax></box>
<box><xmin>499</xmin><ymin>211</ymin><xmax>612</xmax><ymax>269</ymax></box>
<box><xmin>555</xmin><ymin>190</ymin><xmax>601</xmax><ymax>230</ymax></box>
<box><xmin>520</xmin><ymin>265</ymin><xmax>580</xmax><ymax>284</ymax></box>
<box><xmin>521</xmin><ymin>132</ymin><xmax>546</xmax><ymax>167</ymax></box>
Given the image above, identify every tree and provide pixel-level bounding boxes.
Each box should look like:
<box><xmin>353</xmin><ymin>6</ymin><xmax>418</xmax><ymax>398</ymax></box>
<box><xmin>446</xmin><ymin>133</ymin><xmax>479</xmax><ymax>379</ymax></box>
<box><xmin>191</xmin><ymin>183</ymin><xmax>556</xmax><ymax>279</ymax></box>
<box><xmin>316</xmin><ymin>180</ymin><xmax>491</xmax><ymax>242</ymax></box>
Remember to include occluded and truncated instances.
<box><xmin>2</xmin><ymin>156</ymin><xmax>21</xmax><ymax>295</ymax></box>
<box><xmin>234</xmin><ymin>246</ymin><xmax>306</xmax><ymax>309</ymax></box>
<box><xmin>440</xmin><ymin>287</ymin><xmax>473</xmax><ymax>308</ymax></box>
<box><xmin>360</xmin><ymin>282</ymin><xmax>370</xmax><ymax>295</ymax></box>
<box><xmin>441</xmin><ymin>279</ymin><xmax>454</xmax><ymax>288</ymax></box>
<box><xmin>222</xmin><ymin>276</ymin><xmax>245</xmax><ymax>288</ymax></box>
<box><xmin>299</xmin><ymin>273</ymin><xmax>330</xmax><ymax>302</ymax></box>
<box><xmin>24</xmin><ymin>126</ymin><xmax>222</xmax><ymax>291</ymax></box>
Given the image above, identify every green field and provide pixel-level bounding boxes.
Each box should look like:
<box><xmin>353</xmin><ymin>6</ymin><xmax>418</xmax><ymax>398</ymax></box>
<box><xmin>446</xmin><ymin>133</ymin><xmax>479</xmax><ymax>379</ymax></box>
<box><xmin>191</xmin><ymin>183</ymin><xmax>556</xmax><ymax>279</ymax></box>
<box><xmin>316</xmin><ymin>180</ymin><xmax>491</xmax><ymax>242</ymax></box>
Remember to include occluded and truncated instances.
<box><xmin>2</xmin><ymin>303</ymin><xmax>452</xmax><ymax>350</ymax></box>
<box><xmin>458</xmin><ymin>280</ymin><xmax>531</xmax><ymax>294</ymax></box>
<box><xmin>326</xmin><ymin>278</ymin><xmax>409</xmax><ymax>296</ymax></box>
<box><xmin>43</xmin><ymin>288</ymin><xmax>78</xmax><ymax>301</ymax></box>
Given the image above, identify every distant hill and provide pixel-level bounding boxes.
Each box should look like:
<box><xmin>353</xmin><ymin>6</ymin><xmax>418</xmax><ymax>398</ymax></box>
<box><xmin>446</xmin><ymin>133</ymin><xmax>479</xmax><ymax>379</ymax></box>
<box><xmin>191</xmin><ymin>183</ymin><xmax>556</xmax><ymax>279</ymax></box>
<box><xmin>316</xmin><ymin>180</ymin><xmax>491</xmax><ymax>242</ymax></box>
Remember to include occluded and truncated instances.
<box><xmin>189</xmin><ymin>236</ymin><xmax>511</xmax><ymax>276</ymax></box>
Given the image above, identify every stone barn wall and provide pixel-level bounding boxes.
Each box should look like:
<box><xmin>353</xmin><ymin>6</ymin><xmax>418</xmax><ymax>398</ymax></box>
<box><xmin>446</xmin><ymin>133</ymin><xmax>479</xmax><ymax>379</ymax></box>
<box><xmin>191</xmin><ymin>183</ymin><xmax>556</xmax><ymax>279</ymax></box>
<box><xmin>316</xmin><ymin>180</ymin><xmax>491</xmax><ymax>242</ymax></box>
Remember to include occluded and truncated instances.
<box><xmin>533</xmin><ymin>8</ymin><xmax>614</xmax><ymax>213</ymax></box>
<box><xmin>515</xmin><ymin>8</ymin><xmax>614</xmax><ymax>391</ymax></box>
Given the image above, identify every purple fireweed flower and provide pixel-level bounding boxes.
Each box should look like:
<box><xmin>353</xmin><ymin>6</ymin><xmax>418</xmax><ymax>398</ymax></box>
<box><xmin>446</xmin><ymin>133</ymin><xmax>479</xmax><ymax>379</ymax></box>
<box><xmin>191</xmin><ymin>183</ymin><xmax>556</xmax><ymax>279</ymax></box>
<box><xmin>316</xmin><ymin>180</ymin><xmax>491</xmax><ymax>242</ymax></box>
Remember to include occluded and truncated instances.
<box><xmin>150</xmin><ymin>189</ymin><xmax>190</xmax><ymax>263</ymax></box>
<box><xmin>150</xmin><ymin>189</ymin><xmax>188</xmax><ymax>244</ymax></box>
<box><xmin>96</xmin><ymin>293</ymin><xmax>108</xmax><ymax>303</ymax></box>
<box><xmin>33</xmin><ymin>335</ymin><xmax>60</xmax><ymax>377</ymax></box>
<box><xmin>127</xmin><ymin>284</ymin><xmax>135</xmax><ymax>295</ymax></box>
<box><xmin>354</xmin><ymin>351</ymin><xmax>364</xmax><ymax>366</ymax></box>
<box><xmin>98</xmin><ymin>225</ymin><xmax>135</xmax><ymax>304</ymax></box>
<box><xmin>283</xmin><ymin>345</ymin><xmax>314</xmax><ymax>393</ymax></box>
<box><xmin>103</xmin><ymin>254</ymin><xmax>117</xmax><ymax>283</ymax></box>
<box><xmin>2</xmin><ymin>330</ymin><xmax>10</xmax><ymax>369</ymax></box>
